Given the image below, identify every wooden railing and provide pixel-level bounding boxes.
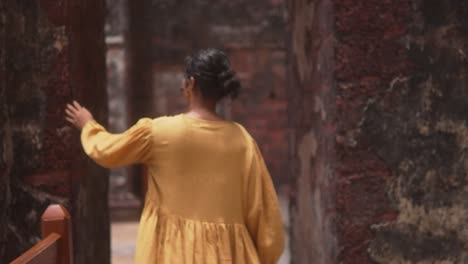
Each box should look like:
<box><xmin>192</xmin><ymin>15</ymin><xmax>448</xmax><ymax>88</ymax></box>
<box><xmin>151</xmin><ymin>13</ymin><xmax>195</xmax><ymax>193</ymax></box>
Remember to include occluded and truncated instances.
<box><xmin>11</xmin><ymin>204</ymin><xmax>73</xmax><ymax>264</ymax></box>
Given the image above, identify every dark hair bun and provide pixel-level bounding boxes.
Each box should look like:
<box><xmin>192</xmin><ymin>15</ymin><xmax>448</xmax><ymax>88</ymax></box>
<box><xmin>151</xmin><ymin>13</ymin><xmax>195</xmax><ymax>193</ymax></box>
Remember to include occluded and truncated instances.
<box><xmin>185</xmin><ymin>48</ymin><xmax>242</xmax><ymax>100</ymax></box>
<box><xmin>218</xmin><ymin>70</ymin><xmax>240</xmax><ymax>99</ymax></box>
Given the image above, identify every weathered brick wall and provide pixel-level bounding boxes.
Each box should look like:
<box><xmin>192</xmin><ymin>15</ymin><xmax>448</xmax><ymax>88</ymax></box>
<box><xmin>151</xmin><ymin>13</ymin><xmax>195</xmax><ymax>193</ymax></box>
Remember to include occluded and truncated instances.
<box><xmin>364</xmin><ymin>1</ymin><xmax>468</xmax><ymax>262</ymax></box>
<box><xmin>290</xmin><ymin>0</ymin><xmax>468</xmax><ymax>263</ymax></box>
<box><xmin>127</xmin><ymin>0</ymin><xmax>289</xmax><ymax>184</ymax></box>
<box><xmin>334</xmin><ymin>0</ymin><xmax>411</xmax><ymax>262</ymax></box>
<box><xmin>0</xmin><ymin>1</ymin><xmax>109</xmax><ymax>263</ymax></box>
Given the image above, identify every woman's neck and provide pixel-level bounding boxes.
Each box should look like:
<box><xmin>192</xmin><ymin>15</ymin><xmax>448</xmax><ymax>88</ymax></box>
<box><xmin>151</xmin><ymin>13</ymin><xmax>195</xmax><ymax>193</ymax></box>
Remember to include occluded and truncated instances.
<box><xmin>187</xmin><ymin>98</ymin><xmax>223</xmax><ymax>120</ymax></box>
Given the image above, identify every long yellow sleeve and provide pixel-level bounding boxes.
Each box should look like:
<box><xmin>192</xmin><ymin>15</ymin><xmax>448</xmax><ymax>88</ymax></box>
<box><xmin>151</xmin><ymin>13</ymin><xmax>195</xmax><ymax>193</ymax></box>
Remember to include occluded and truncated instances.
<box><xmin>80</xmin><ymin>118</ymin><xmax>153</xmax><ymax>168</ymax></box>
<box><xmin>245</xmin><ymin>140</ymin><xmax>285</xmax><ymax>264</ymax></box>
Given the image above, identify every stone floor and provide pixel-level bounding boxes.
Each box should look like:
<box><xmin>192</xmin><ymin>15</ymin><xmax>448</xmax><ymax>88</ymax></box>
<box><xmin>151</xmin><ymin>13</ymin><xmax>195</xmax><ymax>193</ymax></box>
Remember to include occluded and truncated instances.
<box><xmin>111</xmin><ymin>193</ymin><xmax>291</xmax><ymax>264</ymax></box>
<box><xmin>111</xmin><ymin>222</ymin><xmax>139</xmax><ymax>264</ymax></box>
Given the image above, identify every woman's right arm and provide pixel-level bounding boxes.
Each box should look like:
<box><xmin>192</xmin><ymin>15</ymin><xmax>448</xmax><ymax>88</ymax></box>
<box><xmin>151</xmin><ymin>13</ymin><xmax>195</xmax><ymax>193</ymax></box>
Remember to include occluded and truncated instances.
<box><xmin>245</xmin><ymin>141</ymin><xmax>285</xmax><ymax>264</ymax></box>
<box><xmin>80</xmin><ymin>118</ymin><xmax>154</xmax><ymax>168</ymax></box>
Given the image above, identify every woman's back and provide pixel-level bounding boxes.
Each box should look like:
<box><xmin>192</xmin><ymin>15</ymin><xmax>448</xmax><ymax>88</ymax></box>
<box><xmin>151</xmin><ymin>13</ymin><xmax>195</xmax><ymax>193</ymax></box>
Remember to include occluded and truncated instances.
<box><xmin>149</xmin><ymin>114</ymin><xmax>249</xmax><ymax>223</ymax></box>
<box><xmin>80</xmin><ymin>114</ymin><xmax>285</xmax><ymax>264</ymax></box>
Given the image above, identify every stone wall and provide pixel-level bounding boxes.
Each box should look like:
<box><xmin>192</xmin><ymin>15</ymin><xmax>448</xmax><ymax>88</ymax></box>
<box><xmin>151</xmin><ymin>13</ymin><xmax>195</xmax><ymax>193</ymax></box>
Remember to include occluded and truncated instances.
<box><xmin>365</xmin><ymin>1</ymin><xmax>468</xmax><ymax>262</ymax></box>
<box><xmin>334</xmin><ymin>0</ymin><xmax>411</xmax><ymax>262</ymax></box>
<box><xmin>289</xmin><ymin>0</ymin><xmax>468</xmax><ymax>263</ymax></box>
<box><xmin>0</xmin><ymin>1</ymin><xmax>109</xmax><ymax>263</ymax></box>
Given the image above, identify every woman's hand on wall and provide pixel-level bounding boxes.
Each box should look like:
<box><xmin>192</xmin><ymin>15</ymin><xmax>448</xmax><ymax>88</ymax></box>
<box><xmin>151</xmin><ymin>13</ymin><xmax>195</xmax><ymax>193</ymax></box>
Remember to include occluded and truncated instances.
<box><xmin>65</xmin><ymin>101</ymin><xmax>94</xmax><ymax>129</ymax></box>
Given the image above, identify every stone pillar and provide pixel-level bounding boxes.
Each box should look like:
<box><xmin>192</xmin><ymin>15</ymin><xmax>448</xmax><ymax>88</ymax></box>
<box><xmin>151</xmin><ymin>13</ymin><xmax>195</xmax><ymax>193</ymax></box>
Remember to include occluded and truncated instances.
<box><xmin>68</xmin><ymin>1</ymin><xmax>110</xmax><ymax>263</ymax></box>
<box><xmin>127</xmin><ymin>1</ymin><xmax>154</xmax><ymax>123</ymax></box>
<box><xmin>288</xmin><ymin>0</ymin><xmax>336</xmax><ymax>263</ymax></box>
<box><xmin>105</xmin><ymin>0</ymin><xmax>142</xmax><ymax>220</ymax></box>
<box><xmin>0</xmin><ymin>1</ymin><xmax>109</xmax><ymax>263</ymax></box>
<box><xmin>0</xmin><ymin>0</ymin><xmax>10</xmax><ymax>260</ymax></box>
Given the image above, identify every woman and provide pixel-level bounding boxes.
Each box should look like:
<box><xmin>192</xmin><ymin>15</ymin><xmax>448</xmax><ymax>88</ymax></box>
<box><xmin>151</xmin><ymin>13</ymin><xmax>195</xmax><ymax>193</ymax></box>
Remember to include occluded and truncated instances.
<box><xmin>65</xmin><ymin>49</ymin><xmax>285</xmax><ymax>263</ymax></box>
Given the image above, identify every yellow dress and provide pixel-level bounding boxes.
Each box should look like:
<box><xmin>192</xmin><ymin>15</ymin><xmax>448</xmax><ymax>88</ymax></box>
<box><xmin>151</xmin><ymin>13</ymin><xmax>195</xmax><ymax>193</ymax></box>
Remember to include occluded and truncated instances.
<box><xmin>81</xmin><ymin>114</ymin><xmax>285</xmax><ymax>264</ymax></box>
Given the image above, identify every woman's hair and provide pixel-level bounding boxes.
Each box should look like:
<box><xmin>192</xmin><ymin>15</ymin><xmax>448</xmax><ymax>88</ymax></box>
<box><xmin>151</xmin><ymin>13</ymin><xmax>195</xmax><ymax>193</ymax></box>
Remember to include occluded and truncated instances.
<box><xmin>184</xmin><ymin>48</ymin><xmax>241</xmax><ymax>101</ymax></box>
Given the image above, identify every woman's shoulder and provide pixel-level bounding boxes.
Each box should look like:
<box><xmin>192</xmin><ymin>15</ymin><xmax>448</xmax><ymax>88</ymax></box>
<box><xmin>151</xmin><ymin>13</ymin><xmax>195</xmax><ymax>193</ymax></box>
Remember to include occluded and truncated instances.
<box><xmin>146</xmin><ymin>114</ymin><xmax>255</xmax><ymax>142</ymax></box>
<box><xmin>131</xmin><ymin>115</ymin><xmax>182</xmax><ymax>131</ymax></box>
<box><xmin>231</xmin><ymin>121</ymin><xmax>247</xmax><ymax>134</ymax></box>
<box><xmin>148</xmin><ymin>114</ymin><xmax>183</xmax><ymax>125</ymax></box>
<box><xmin>231</xmin><ymin>122</ymin><xmax>256</xmax><ymax>144</ymax></box>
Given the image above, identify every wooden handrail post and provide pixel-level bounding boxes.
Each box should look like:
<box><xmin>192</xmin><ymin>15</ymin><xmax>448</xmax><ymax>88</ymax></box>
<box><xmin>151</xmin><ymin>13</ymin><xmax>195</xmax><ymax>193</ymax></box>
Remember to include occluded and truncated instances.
<box><xmin>41</xmin><ymin>205</ymin><xmax>73</xmax><ymax>264</ymax></box>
